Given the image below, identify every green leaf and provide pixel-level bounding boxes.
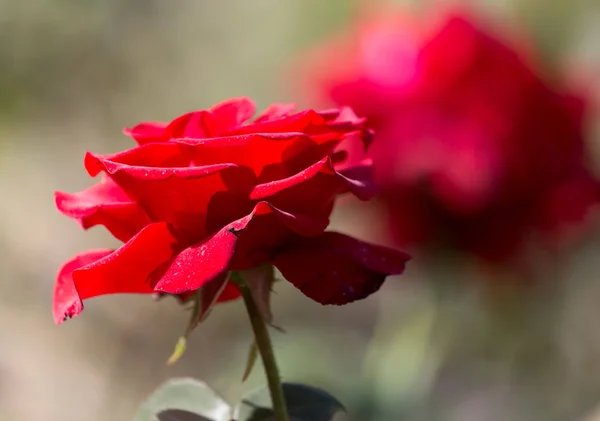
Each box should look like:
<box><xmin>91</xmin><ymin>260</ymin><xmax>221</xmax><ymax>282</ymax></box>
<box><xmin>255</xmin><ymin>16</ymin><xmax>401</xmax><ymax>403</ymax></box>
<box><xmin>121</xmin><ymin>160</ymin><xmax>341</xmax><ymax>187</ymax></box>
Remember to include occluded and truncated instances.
<box><xmin>157</xmin><ymin>409</ymin><xmax>213</xmax><ymax>421</ymax></box>
<box><xmin>133</xmin><ymin>378</ymin><xmax>231</xmax><ymax>421</ymax></box>
<box><xmin>235</xmin><ymin>383</ymin><xmax>346</xmax><ymax>421</ymax></box>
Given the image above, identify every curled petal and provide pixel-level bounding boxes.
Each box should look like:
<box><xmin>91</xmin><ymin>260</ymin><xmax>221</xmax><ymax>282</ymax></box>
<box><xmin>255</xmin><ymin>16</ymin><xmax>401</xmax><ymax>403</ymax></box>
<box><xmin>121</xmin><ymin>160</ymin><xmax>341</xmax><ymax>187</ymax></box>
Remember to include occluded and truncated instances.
<box><xmin>163</xmin><ymin>110</ymin><xmax>212</xmax><ymax>139</ymax></box>
<box><xmin>53</xmin><ymin>223</ymin><xmax>178</xmax><ymax>324</ymax></box>
<box><xmin>318</xmin><ymin>106</ymin><xmax>373</xmax><ymax>147</ymax></box>
<box><xmin>154</xmin><ymin>201</ymin><xmax>329</xmax><ymax>295</ymax></box>
<box><xmin>228</xmin><ymin>201</ymin><xmax>330</xmax><ymax>269</ymax></box>
<box><xmin>85</xmin><ymin>145</ymin><xmax>248</xmax><ymax>234</ymax></box>
<box><xmin>84</xmin><ymin>143</ymin><xmax>192</xmax><ymax>177</ymax></box>
<box><xmin>230</xmin><ymin>109</ymin><xmax>327</xmax><ymax>136</ymax></box>
<box><xmin>85</xmin><ymin>149</ymin><xmax>234</xmax><ymax>181</ymax></box>
<box><xmin>251</xmin><ymin>157</ymin><xmax>376</xmax><ymax>214</ymax></box>
<box><xmin>55</xmin><ymin>176</ymin><xmax>151</xmax><ymax>242</ymax></box>
<box><xmin>160</xmin><ymin>97</ymin><xmax>255</xmax><ymax>141</ymax></box>
<box><xmin>254</xmin><ymin>103</ymin><xmax>297</xmax><ymax>123</ymax></box>
<box><xmin>176</xmin><ymin>133</ymin><xmax>317</xmax><ymax>179</ymax></box>
<box><xmin>209</xmin><ymin>97</ymin><xmax>256</xmax><ymax>133</ymax></box>
<box><xmin>152</xmin><ymin>225</ymin><xmax>238</xmax><ymax>294</ymax></box>
<box><xmin>123</xmin><ymin>97</ymin><xmax>257</xmax><ymax>145</ymax></box>
<box><xmin>53</xmin><ymin>250</ymin><xmax>113</xmax><ymax>324</ymax></box>
<box><xmin>123</xmin><ymin>122</ymin><xmax>169</xmax><ymax>145</ymax></box>
<box><xmin>273</xmin><ymin>232</ymin><xmax>410</xmax><ymax>305</ymax></box>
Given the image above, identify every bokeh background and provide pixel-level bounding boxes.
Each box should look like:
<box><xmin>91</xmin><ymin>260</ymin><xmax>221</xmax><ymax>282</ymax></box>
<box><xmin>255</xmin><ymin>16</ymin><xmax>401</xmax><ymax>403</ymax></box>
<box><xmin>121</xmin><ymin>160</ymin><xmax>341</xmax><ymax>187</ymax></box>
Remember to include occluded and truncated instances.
<box><xmin>2</xmin><ymin>0</ymin><xmax>600</xmax><ymax>420</ymax></box>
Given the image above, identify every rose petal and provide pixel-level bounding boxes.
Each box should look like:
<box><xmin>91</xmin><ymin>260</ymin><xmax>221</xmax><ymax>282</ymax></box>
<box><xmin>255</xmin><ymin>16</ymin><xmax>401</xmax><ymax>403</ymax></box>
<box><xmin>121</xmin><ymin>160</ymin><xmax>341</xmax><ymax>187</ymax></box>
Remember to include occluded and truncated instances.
<box><xmin>60</xmin><ymin>223</ymin><xmax>178</xmax><ymax>322</ymax></box>
<box><xmin>152</xmin><ymin>225</ymin><xmax>238</xmax><ymax>294</ymax></box>
<box><xmin>123</xmin><ymin>122</ymin><xmax>169</xmax><ymax>145</ymax></box>
<box><xmin>153</xmin><ymin>201</ymin><xmax>329</xmax><ymax>293</ymax></box>
<box><xmin>85</xmin><ymin>146</ymin><xmax>248</xmax><ymax>235</ymax></box>
<box><xmin>177</xmin><ymin>133</ymin><xmax>349</xmax><ymax>190</ymax></box>
<box><xmin>251</xmin><ymin>157</ymin><xmax>376</xmax><ymax>214</ymax></box>
<box><xmin>229</xmin><ymin>109</ymin><xmax>327</xmax><ymax>136</ymax></box>
<box><xmin>253</xmin><ymin>103</ymin><xmax>297</xmax><ymax>123</ymax></box>
<box><xmin>53</xmin><ymin>249</ymin><xmax>113</xmax><ymax>324</ymax></box>
<box><xmin>55</xmin><ymin>176</ymin><xmax>151</xmax><ymax>242</ymax></box>
<box><xmin>176</xmin><ymin>133</ymin><xmax>313</xmax><ymax>178</ymax></box>
<box><xmin>217</xmin><ymin>281</ymin><xmax>242</xmax><ymax>302</ymax></box>
<box><xmin>84</xmin><ymin>143</ymin><xmax>193</xmax><ymax>175</ymax></box>
<box><xmin>134</xmin><ymin>98</ymin><xmax>256</xmax><ymax>142</ymax></box>
<box><xmin>273</xmin><ymin>232</ymin><xmax>410</xmax><ymax>305</ymax></box>
<box><xmin>228</xmin><ymin>201</ymin><xmax>330</xmax><ymax>269</ymax></box>
<box><xmin>209</xmin><ymin>97</ymin><xmax>256</xmax><ymax>133</ymax></box>
<box><xmin>164</xmin><ymin>110</ymin><xmax>212</xmax><ymax>139</ymax></box>
<box><xmin>85</xmin><ymin>148</ymin><xmax>234</xmax><ymax>180</ymax></box>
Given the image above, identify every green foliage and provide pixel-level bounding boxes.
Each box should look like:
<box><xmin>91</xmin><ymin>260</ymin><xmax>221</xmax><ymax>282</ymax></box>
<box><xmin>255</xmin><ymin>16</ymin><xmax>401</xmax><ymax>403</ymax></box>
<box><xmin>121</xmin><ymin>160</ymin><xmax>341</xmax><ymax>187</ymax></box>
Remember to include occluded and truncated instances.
<box><xmin>157</xmin><ymin>409</ymin><xmax>213</xmax><ymax>421</ymax></box>
<box><xmin>134</xmin><ymin>380</ymin><xmax>346</xmax><ymax>421</ymax></box>
<box><xmin>235</xmin><ymin>383</ymin><xmax>346</xmax><ymax>421</ymax></box>
<box><xmin>132</xmin><ymin>378</ymin><xmax>231</xmax><ymax>421</ymax></box>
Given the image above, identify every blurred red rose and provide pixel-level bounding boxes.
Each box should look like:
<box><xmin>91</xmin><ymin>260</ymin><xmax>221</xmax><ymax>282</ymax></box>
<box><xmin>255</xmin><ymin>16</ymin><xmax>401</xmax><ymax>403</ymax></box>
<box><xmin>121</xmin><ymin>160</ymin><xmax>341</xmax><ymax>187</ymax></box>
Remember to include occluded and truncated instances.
<box><xmin>302</xmin><ymin>8</ymin><xmax>600</xmax><ymax>261</ymax></box>
<box><xmin>53</xmin><ymin>98</ymin><xmax>409</xmax><ymax>324</ymax></box>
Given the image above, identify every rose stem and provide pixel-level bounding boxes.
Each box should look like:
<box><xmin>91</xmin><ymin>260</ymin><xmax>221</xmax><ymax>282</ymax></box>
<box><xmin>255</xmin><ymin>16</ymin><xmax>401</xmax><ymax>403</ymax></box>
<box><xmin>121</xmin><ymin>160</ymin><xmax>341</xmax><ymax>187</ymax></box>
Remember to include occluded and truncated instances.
<box><xmin>240</xmin><ymin>284</ymin><xmax>290</xmax><ymax>421</ymax></box>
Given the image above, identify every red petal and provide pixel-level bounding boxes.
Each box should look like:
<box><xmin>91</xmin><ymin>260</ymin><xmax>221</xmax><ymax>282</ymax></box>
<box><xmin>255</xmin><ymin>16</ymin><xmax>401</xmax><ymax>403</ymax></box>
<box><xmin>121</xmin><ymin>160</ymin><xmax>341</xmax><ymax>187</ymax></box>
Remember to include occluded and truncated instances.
<box><xmin>160</xmin><ymin>98</ymin><xmax>256</xmax><ymax>140</ymax></box>
<box><xmin>176</xmin><ymin>133</ymin><xmax>341</xmax><ymax>185</ymax></box>
<box><xmin>253</xmin><ymin>103</ymin><xmax>297</xmax><ymax>123</ymax></box>
<box><xmin>176</xmin><ymin>133</ymin><xmax>309</xmax><ymax>177</ymax></box>
<box><xmin>55</xmin><ymin>176</ymin><xmax>151</xmax><ymax>242</ymax></box>
<box><xmin>152</xmin><ymin>224</ymin><xmax>238</xmax><ymax>294</ymax></box>
<box><xmin>154</xmin><ymin>201</ymin><xmax>329</xmax><ymax>293</ymax></box>
<box><xmin>217</xmin><ymin>281</ymin><xmax>242</xmax><ymax>302</ymax></box>
<box><xmin>228</xmin><ymin>201</ymin><xmax>329</xmax><ymax>269</ymax></box>
<box><xmin>231</xmin><ymin>107</ymin><xmax>371</xmax><ymax>148</ymax></box>
<box><xmin>229</xmin><ymin>109</ymin><xmax>327</xmax><ymax>135</ymax></box>
<box><xmin>84</xmin><ymin>143</ymin><xmax>192</xmax><ymax>177</ymax></box>
<box><xmin>209</xmin><ymin>97</ymin><xmax>256</xmax><ymax>133</ymax></box>
<box><xmin>164</xmin><ymin>110</ymin><xmax>211</xmax><ymax>139</ymax></box>
<box><xmin>66</xmin><ymin>223</ymin><xmax>177</xmax><ymax>316</ymax></box>
<box><xmin>273</xmin><ymin>232</ymin><xmax>410</xmax><ymax>305</ymax></box>
<box><xmin>53</xmin><ymin>249</ymin><xmax>113</xmax><ymax>324</ymax></box>
<box><xmin>123</xmin><ymin>122</ymin><xmax>169</xmax><ymax>145</ymax></box>
<box><xmin>85</xmin><ymin>145</ymin><xmax>247</xmax><ymax>235</ymax></box>
<box><xmin>251</xmin><ymin>157</ymin><xmax>376</xmax><ymax>213</ymax></box>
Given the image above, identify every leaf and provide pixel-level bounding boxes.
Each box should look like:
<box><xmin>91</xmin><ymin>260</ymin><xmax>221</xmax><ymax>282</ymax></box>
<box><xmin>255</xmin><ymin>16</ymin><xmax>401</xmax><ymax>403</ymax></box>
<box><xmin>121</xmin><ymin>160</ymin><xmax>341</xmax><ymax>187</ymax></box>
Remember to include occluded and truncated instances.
<box><xmin>157</xmin><ymin>409</ymin><xmax>214</xmax><ymax>421</ymax></box>
<box><xmin>132</xmin><ymin>378</ymin><xmax>231</xmax><ymax>421</ymax></box>
<box><xmin>234</xmin><ymin>382</ymin><xmax>346</xmax><ymax>421</ymax></box>
<box><xmin>242</xmin><ymin>341</ymin><xmax>259</xmax><ymax>382</ymax></box>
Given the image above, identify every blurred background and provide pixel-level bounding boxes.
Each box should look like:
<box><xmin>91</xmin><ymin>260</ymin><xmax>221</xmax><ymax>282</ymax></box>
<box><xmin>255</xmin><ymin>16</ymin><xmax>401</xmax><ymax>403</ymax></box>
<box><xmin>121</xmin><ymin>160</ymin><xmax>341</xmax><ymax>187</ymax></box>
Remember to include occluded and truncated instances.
<box><xmin>2</xmin><ymin>0</ymin><xmax>600</xmax><ymax>420</ymax></box>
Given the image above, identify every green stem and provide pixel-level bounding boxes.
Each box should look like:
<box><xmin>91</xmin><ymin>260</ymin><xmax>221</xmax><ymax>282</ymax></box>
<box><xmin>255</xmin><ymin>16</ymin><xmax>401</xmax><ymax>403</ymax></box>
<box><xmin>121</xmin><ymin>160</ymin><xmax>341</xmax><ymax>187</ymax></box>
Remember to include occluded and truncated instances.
<box><xmin>240</xmin><ymin>285</ymin><xmax>290</xmax><ymax>421</ymax></box>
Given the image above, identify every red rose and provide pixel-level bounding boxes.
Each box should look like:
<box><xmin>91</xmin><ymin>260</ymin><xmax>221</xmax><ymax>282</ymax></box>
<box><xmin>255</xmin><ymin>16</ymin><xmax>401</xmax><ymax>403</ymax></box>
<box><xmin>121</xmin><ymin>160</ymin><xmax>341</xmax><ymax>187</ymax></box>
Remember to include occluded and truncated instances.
<box><xmin>53</xmin><ymin>97</ymin><xmax>409</xmax><ymax>324</ymax></box>
<box><xmin>301</xmin><ymin>9</ymin><xmax>600</xmax><ymax>261</ymax></box>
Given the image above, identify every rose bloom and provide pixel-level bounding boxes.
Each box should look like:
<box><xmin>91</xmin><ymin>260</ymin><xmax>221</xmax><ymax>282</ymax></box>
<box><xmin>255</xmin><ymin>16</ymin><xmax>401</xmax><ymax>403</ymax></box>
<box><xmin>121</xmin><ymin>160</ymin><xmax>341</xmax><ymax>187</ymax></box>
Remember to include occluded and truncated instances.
<box><xmin>53</xmin><ymin>97</ymin><xmax>410</xmax><ymax>324</ymax></box>
<box><xmin>302</xmin><ymin>8</ymin><xmax>600</xmax><ymax>261</ymax></box>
